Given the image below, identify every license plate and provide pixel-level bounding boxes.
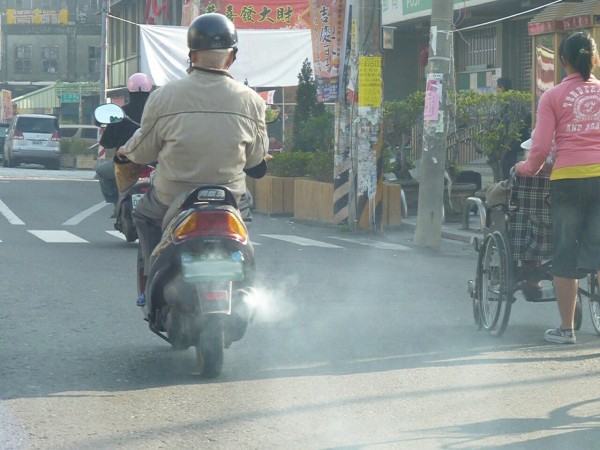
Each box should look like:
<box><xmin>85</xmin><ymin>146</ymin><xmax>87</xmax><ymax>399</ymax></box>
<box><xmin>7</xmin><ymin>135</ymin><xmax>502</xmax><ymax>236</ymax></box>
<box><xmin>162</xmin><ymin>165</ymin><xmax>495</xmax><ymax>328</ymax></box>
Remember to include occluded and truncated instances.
<box><xmin>181</xmin><ymin>253</ymin><xmax>244</xmax><ymax>282</ymax></box>
<box><xmin>31</xmin><ymin>140</ymin><xmax>43</xmax><ymax>145</ymax></box>
<box><xmin>131</xmin><ymin>193</ymin><xmax>143</xmax><ymax>209</ymax></box>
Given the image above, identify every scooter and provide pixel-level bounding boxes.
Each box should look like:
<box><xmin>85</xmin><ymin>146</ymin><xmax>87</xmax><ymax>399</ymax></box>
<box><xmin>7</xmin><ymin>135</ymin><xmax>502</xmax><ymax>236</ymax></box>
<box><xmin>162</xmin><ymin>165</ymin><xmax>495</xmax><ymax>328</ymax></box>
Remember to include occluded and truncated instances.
<box><xmin>94</xmin><ymin>102</ymin><xmax>280</xmax><ymax>377</ymax></box>
<box><xmin>114</xmin><ymin>164</ymin><xmax>154</xmax><ymax>242</ymax></box>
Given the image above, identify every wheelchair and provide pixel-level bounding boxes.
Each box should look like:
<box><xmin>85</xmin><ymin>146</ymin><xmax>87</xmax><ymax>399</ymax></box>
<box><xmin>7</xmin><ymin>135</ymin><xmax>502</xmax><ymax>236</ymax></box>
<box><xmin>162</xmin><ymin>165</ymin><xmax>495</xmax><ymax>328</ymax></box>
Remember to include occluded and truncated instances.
<box><xmin>467</xmin><ymin>173</ymin><xmax>599</xmax><ymax>337</ymax></box>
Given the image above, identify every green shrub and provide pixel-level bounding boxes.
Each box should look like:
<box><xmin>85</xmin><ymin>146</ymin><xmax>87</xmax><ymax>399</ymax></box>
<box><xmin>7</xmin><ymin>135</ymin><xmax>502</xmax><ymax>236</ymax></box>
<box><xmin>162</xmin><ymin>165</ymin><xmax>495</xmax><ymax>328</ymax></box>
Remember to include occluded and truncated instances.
<box><xmin>61</xmin><ymin>137</ymin><xmax>95</xmax><ymax>156</ymax></box>
<box><xmin>307</xmin><ymin>150</ymin><xmax>333</xmax><ymax>182</ymax></box>
<box><xmin>268</xmin><ymin>151</ymin><xmax>312</xmax><ymax>177</ymax></box>
<box><xmin>267</xmin><ymin>149</ymin><xmax>333</xmax><ymax>183</ymax></box>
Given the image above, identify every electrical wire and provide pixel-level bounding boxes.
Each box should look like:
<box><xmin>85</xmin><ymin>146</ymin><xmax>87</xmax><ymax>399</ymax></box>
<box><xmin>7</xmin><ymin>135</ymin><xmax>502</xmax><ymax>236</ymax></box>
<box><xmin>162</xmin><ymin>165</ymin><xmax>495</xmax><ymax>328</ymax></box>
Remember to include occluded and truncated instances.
<box><xmin>457</xmin><ymin>0</ymin><xmax>564</xmax><ymax>32</ymax></box>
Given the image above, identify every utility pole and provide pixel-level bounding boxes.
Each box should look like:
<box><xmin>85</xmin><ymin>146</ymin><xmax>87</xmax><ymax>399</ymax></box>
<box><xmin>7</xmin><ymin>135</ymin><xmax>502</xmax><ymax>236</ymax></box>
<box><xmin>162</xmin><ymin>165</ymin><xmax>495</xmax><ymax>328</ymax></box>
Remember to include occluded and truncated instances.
<box><xmin>99</xmin><ymin>0</ymin><xmax>108</xmax><ymax>104</ymax></box>
<box><xmin>334</xmin><ymin>0</ymin><xmax>383</xmax><ymax>232</ymax></box>
<box><xmin>414</xmin><ymin>0</ymin><xmax>454</xmax><ymax>250</ymax></box>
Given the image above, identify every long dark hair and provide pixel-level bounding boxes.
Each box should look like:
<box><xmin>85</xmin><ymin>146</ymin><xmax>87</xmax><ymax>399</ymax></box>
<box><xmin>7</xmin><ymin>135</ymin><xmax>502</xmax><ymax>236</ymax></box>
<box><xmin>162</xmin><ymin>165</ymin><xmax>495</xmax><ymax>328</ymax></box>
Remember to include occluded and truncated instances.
<box><xmin>559</xmin><ymin>31</ymin><xmax>597</xmax><ymax>81</ymax></box>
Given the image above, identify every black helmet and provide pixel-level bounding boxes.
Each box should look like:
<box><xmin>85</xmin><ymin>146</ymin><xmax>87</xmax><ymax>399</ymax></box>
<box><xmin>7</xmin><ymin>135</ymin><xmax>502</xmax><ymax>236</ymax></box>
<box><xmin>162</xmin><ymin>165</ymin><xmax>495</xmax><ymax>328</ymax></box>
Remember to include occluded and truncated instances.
<box><xmin>187</xmin><ymin>13</ymin><xmax>238</xmax><ymax>51</ymax></box>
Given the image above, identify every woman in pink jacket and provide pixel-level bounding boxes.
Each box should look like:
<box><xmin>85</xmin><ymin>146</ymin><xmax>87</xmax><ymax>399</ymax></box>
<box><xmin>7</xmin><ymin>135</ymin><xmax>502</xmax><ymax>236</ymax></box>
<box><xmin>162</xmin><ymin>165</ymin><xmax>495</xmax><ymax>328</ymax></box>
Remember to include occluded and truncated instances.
<box><xmin>516</xmin><ymin>31</ymin><xmax>600</xmax><ymax>344</ymax></box>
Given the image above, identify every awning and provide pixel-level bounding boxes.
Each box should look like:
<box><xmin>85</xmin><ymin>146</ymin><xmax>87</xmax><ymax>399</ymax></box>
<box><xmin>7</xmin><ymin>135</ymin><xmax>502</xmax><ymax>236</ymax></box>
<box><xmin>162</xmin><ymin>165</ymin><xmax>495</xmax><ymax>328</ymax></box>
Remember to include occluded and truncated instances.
<box><xmin>528</xmin><ymin>0</ymin><xmax>600</xmax><ymax>36</ymax></box>
<box><xmin>12</xmin><ymin>84</ymin><xmax>59</xmax><ymax>110</ymax></box>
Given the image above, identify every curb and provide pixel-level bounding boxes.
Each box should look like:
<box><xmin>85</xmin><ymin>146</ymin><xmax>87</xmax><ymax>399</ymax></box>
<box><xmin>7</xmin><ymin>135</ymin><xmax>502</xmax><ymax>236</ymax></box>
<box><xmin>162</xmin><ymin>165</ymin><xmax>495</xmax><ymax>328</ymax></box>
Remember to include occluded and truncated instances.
<box><xmin>400</xmin><ymin>219</ymin><xmax>481</xmax><ymax>244</ymax></box>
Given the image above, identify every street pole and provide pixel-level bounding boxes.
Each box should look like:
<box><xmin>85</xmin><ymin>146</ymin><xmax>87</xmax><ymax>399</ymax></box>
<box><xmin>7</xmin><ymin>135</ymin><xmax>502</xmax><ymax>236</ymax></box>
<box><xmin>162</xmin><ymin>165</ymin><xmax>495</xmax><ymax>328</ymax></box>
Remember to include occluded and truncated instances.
<box><xmin>414</xmin><ymin>0</ymin><xmax>454</xmax><ymax>250</ymax></box>
<box><xmin>334</xmin><ymin>0</ymin><xmax>383</xmax><ymax>232</ymax></box>
<box><xmin>99</xmin><ymin>0</ymin><xmax>108</xmax><ymax>104</ymax></box>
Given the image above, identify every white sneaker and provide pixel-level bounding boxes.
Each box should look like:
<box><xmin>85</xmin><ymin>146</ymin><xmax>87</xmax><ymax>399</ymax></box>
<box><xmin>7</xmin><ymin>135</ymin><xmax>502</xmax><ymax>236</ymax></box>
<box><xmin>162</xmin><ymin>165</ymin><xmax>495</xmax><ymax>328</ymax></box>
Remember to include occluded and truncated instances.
<box><xmin>544</xmin><ymin>327</ymin><xmax>576</xmax><ymax>344</ymax></box>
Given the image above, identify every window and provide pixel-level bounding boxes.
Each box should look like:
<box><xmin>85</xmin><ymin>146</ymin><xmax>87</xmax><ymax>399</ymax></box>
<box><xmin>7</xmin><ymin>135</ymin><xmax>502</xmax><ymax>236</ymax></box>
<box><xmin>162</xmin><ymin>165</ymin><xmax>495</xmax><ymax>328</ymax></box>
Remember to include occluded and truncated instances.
<box><xmin>42</xmin><ymin>46</ymin><xmax>58</xmax><ymax>73</ymax></box>
<box><xmin>89</xmin><ymin>46</ymin><xmax>101</xmax><ymax>74</ymax></box>
<box><xmin>15</xmin><ymin>45</ymin><xmax>32</xmax><ymax>74</ymax></box>
<box><xmin>456</xmin><ymin>27</ymin><xmax>497</xmax><ymax>72</ymax></box>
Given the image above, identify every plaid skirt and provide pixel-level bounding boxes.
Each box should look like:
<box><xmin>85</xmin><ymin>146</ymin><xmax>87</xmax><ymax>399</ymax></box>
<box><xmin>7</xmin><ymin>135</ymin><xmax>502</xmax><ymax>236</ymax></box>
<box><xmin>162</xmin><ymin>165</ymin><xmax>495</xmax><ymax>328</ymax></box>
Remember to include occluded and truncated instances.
<box><xmin>507</xmin><ymin>174</ymin><xmax>552</xmax><ymax>261</ymax></box>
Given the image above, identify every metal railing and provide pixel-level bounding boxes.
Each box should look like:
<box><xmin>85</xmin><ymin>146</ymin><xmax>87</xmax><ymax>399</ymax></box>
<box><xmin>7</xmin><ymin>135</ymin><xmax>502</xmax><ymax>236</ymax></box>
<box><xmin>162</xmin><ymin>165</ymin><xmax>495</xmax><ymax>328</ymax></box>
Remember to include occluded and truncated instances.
<box><xmin>461</xmin><ymin>196</ymin><xmax>486</xmax><ymax>232</ymax></box>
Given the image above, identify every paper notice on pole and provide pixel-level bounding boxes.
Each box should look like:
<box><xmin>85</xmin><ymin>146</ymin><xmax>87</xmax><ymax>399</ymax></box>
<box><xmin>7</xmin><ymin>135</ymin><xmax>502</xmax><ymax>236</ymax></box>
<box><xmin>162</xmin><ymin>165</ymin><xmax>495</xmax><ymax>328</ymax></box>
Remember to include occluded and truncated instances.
<box><xmin>424</xmin><ymin>73</ymin><xmax>443</xmax><ymax>121</ymax></box>
<box><xmin>430</xmin><ymin>25</ymin><xmax>438</xmax><ymax>56</ymax></box>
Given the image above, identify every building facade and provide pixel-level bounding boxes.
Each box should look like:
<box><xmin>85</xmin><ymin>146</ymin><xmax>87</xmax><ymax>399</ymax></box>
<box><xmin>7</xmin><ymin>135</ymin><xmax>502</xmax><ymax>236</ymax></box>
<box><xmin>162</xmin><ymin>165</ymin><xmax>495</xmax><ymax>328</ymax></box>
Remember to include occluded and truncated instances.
<box><xmin>0</xmin><ymin>0</ymin><xmax>102</xmax><ymax>123</ymax></box>
<box><xmin>380</xmin><ymin>0</ymin><xmax>562</xmax><ymax>101</ymax></box>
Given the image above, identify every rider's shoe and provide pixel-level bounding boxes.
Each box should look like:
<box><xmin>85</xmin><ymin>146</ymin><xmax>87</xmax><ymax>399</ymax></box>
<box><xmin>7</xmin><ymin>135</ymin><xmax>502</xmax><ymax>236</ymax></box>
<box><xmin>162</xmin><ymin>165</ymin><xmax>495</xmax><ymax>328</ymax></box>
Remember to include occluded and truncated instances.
<box><xmin>136</xmin><ymin>293</ymin><xmax>146</xmax><ymax>307</ymax></box>
<box><xmin>544</xmin><ymin>327</ymin><xmax>576</xmax><ymax>344</ymax></box>
<box><xmin>110</xmin><ymin>204</ymin><xmax>117</xmax><ymax>218</ymax></box>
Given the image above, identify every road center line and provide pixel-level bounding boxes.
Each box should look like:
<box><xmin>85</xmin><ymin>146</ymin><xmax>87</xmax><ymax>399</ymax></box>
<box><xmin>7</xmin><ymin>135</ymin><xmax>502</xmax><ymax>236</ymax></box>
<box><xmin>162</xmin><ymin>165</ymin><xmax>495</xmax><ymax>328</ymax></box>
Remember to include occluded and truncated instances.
<box><xmin>0</xmin><ymin>198</ymin><xmax>25</xmax><ymax>225</ymax></box>
<box><xmin>63</xmin><ymin>201</ymin><xmax>108</xmax><ymax>226</ymax></box>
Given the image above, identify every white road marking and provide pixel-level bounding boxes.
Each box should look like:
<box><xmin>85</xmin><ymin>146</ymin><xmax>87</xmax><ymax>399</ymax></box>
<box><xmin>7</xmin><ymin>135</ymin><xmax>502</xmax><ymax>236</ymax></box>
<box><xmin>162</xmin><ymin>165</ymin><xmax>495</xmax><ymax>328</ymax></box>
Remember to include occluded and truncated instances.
<box><xmin>106</xmin><ymin>230</ymin><xmax>127</xmax><ymax>240</ymax></box>
<box><xmin>28</xmin><ymin>230</ymin><xmax>88</xmax><ymax>243</ymax></box>
<box><xmin>0</xmin><ymin>198</ymin><xmax>25</xmax><ymax>225</ymax></box>
<box><xmin>259</xmin><ymin>234</ymin><xmax>343</xmax><ymax>248</ymax></box>
<box><xmin>63</xmin><ymin>201</ymin><xmax>109</xmax><ymax>226</ymax></box>
<box><xmin>329</xmin><ymin>236</ymin><xmax>412</xmax><ymax>251</ymax></box>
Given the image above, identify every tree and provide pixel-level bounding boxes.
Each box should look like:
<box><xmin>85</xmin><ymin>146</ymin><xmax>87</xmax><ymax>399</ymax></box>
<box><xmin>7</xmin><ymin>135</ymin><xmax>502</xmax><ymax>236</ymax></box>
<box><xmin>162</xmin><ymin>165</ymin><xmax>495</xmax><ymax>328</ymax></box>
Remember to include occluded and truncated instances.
<box><xmin>459</xmin><ymin>90</ymin><xmax>532</xmax><ymax>182</ymax></box>
<box><xmin>293</xmin><ymin>58</ymin><xmax>326</xmax><ymax>151</ymax></box>
<box><xmin>382</xmin><ymin>91</ymin><xmax>425</xmax><ymax>179</ymax></box>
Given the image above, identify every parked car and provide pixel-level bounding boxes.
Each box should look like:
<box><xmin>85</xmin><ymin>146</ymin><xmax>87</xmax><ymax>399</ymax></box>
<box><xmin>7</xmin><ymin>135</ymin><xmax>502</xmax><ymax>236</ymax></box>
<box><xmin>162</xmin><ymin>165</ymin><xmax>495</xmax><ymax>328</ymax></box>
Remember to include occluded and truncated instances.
<box><xmin>3</xmin><ymin>114</ymin><xmax>61</xmax><ymax>170</ymax></box>
<box><xmin>0</xmin><ymin>123</ymin><xmax>9</xmax><ymax>161</ymax></box>
<box><xmin>59</xmin><ymin>124</ymin><xmax>100</xmax><ymax>146</ymax></box>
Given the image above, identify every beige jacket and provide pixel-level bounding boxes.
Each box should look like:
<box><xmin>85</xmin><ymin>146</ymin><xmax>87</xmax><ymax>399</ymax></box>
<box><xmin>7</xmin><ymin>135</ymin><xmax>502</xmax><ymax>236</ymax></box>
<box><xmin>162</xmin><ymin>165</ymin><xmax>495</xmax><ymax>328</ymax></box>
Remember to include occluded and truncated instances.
<box><xmin>122</xmin><ymin>69</ymin><xmax>268</xmax><ymax>206</ymax></box>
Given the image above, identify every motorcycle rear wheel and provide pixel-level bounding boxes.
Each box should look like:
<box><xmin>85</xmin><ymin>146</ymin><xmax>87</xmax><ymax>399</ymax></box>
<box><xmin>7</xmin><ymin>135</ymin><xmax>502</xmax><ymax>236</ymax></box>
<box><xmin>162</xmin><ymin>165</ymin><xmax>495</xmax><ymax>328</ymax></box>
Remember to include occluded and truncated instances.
<box><xmin>195</xmin><ymin>318</ymin><xmax>224</xmax><ymax>378</ymax></box>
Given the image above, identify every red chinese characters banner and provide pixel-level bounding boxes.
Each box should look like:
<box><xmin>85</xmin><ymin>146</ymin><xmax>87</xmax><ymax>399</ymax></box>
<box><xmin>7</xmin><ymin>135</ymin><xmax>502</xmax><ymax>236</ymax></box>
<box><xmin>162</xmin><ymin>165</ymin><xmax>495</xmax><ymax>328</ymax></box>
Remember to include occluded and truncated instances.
<box><xmin>182</xmin><ymin>0</ymin><xmax>311</xmax><ymax>29</ymax></box>
<box><xmin>309</xmin><ymin>0</ymin><xmax>345</xmax><ymax>102</ymax></box>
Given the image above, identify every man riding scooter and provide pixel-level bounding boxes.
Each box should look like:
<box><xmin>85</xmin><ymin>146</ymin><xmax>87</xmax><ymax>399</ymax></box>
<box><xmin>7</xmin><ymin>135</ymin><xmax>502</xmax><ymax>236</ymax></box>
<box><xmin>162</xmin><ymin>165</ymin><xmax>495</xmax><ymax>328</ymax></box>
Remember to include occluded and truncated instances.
<box><xmin>115</xmin><ymin>13</ymin><xmax>270</xmax><ymax>306</ymax></box>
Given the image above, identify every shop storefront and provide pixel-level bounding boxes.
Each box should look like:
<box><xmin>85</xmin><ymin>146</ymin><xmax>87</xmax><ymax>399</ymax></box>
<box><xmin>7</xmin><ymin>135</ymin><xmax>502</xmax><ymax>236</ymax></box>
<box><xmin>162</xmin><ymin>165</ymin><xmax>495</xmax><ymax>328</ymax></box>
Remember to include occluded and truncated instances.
<box><xmin>528</xmin><ymin>1</ymin><xmax>600</xmax><ymax>122</ymax></box>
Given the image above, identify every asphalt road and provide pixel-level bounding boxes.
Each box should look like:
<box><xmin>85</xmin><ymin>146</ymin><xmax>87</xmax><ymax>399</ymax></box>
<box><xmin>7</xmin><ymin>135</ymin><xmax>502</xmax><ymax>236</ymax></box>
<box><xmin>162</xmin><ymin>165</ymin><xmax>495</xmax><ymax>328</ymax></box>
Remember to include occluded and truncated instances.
<box><xmin>1</xmin><ymin>167</ymin><xmax>600</xmax><ymax>449</ymax></box>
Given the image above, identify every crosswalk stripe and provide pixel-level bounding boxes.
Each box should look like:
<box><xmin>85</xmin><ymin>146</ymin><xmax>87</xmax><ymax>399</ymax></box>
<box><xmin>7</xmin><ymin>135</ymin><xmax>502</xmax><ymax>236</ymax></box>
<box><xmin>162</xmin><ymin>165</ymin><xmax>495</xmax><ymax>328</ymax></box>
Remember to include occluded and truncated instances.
<box><xmin>259</xmin><ymin>234</ymin><xmax>343</xmax><ymax>248</ymax></box>
<box><xmin>0</xmin><ymin>198</ymin><xmax>25</xmax><ymax>225</ymax></box>
<box><xmin>63</xmin><ymin>201</ymin><xmax>108</xmax><ymax>226</ymax></box>
<box><xmin>28</xmin><ymin>230</ymin><xmax>88</xmax><ymax>243</ymax></box>
<box><xmin>106</xmin><ymin>230</ymin><xmax>127</xmax><ymax>240</ymax></box>
<box><xmin>329</xmin><ymin>236</ymin><xmax>411</xmax><ymax>251</ymax></box>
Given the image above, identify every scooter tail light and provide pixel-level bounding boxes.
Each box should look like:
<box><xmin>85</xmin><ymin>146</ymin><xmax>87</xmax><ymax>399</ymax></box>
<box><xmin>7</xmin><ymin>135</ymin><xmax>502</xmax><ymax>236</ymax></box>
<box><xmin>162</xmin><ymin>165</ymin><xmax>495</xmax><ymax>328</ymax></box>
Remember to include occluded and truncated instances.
<box><xmin>172</xmin><ymin>210</ymin><xmax>248</xmax><ymax>243</ymax></box>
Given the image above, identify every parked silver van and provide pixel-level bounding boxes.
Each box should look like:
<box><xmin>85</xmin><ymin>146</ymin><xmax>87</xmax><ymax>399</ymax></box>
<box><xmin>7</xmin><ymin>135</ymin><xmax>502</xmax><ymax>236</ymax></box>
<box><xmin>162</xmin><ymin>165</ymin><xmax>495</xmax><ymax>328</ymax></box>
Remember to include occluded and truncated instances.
<box><xmin>59</xmin><ymin>124</ymin><xmax>100</xmax><ymax>146</ymax></box>
<box><xmin>3</xmin><ymin>114</ymin><xmax>61</xmax><ymax>170</ymax></box>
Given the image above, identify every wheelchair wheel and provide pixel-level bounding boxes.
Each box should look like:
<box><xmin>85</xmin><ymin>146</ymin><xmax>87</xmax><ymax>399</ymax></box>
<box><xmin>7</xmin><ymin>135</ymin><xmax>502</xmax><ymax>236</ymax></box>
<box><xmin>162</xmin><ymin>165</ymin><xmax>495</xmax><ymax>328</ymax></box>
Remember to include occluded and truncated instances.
<box><xmin>575</xmin><ymin>295</ymin><xmax>583</xmax><ymax>331</ymax></box>
<box><xmin>479</xmin><ymin>231</ymin><xmax>513</xmax><ymax>336</ymax></box>
<box><xmin>587</xmin><ymin>273</ymin><xmax>600</xmax><ymax>335</ymax></box>
<box><xmin>471</xmin><ymin>246</ymin><xmax>485</xmax><ymax>330</ymax></box>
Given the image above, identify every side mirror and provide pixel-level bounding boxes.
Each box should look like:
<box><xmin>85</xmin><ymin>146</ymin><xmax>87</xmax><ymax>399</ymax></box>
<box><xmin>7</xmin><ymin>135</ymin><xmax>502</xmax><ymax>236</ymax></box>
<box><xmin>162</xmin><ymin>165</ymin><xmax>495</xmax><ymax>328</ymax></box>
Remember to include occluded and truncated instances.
<box><xmin>265</xmin><ymin>104</ymin><xmax>280</xmax><ymax>124</ymax></box>
<box><xmin>94</xmin><ymin>104</ymin><xmax>125</xmax><ymax>125</ymax></box>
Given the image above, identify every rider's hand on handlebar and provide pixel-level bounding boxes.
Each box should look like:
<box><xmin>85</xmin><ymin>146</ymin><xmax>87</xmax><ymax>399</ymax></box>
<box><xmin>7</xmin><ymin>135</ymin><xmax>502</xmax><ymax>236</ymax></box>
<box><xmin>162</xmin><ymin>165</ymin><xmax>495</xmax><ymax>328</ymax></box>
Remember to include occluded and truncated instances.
<box><xmin>116</xmin><ymin>146</ymin><xmax>129</xmax><ymax>163</ymax></box>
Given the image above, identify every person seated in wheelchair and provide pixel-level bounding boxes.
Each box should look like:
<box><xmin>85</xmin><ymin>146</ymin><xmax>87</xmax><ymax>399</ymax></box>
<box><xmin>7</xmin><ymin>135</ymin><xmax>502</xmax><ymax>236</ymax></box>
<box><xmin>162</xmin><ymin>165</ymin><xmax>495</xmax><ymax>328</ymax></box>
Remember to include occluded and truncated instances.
<box><xmin>485</xmin><ymin>132</ymin><xmax>555</xmax><ymax>300</ymax></box>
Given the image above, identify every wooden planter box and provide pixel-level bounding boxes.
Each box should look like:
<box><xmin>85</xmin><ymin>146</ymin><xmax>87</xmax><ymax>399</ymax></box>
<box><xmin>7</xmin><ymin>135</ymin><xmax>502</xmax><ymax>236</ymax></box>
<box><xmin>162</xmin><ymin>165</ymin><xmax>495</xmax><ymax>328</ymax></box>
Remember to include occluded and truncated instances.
<box><xmin>75</xmin><ymin>154</ymin><xmax>96</xmax><ymax>169</ymax></box>
<box><xmin>248</xmin><ymin>178</ymin><xmax>401</xmax><ymax>227</ymax></box>
<box><xmin>60</xmin><ymin>154</ymin><xmax>96</xmax><ymax>170</ymax></box>
<box><xmin>293</xmin><ymin>178</ymin><xmax>333</xmax><ymax>223</ymax></box>
<box><xmin>60</xmin><ymin>154</ymin><xmax>75</xmax><ymax>168</ymax></box>
<box><xmin>382</xmin><ymin>182</ymin><xmax>403</xmax><ymax>227</ymax></box>
<box><xmin>248</xmin><ymin>175</ymin><xmax>296</xmax><ymax>215</ymax></box>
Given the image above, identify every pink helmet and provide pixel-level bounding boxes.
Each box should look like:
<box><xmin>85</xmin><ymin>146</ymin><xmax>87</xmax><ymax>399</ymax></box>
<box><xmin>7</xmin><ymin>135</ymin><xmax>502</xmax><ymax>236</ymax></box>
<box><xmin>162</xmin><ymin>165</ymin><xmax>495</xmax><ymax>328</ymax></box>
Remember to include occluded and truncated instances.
<box><xmin>127</xmin><ymin>73</ymin><xmax>153</xmax><ymax>93</ymax></box>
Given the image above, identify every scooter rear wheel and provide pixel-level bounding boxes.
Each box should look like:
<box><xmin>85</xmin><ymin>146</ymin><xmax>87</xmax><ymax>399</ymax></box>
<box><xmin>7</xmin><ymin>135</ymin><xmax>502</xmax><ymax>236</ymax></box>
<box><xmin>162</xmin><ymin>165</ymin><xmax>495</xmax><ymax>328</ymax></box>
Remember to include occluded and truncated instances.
<box><xmin>195</xmin><ymin>318</ymin><xmax>224</xmax><ymax>378</ymax></box>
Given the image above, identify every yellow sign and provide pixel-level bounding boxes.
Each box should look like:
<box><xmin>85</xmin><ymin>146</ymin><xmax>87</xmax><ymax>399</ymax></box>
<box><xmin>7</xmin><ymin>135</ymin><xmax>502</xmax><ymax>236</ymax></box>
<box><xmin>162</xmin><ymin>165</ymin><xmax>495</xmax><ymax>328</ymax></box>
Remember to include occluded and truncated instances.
<box><xmin>6</xmin><ymin>9</ymin><xmax>68</xmax><ymax>25</ymax></box>
<box><xmin>358</xmin><ymin>56</ymin><xmax>382</xmax><ymax>107</ymax></box>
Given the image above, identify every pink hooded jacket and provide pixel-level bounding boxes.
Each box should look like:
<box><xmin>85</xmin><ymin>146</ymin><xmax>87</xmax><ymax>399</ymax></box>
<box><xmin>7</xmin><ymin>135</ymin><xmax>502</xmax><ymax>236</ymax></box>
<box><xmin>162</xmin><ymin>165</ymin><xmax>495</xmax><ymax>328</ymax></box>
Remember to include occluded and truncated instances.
<box><xmin>517</xmin><ymin>73</ymin><xmax>600</xmax><ymax>177</ymax></box>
